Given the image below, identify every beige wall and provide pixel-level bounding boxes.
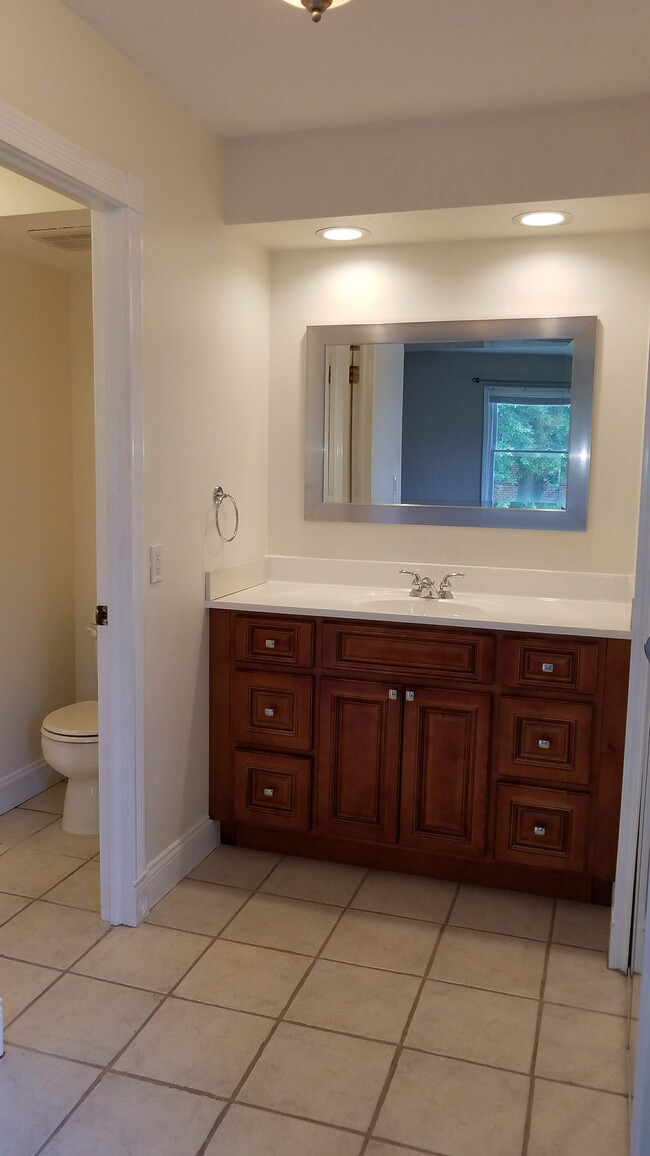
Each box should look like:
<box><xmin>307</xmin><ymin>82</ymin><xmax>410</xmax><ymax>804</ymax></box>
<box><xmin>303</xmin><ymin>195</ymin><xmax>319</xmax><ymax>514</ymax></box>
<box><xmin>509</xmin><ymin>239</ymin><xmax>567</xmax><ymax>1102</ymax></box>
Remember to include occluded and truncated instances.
<box><xmin>0</xmin><ymin>250</ymin><xmax>76</xmax><ymax>780</ymax></box>
<box><xmin>269</xmin><ymin>231</ymin><xmax>650</xmax><ymax>575</ymax></box>
<box><xmin>70</xmin><ymin>265</ymin><xmax>96</xmax><ymax>701</ymax></box>
<box><xmin>0</xmin><ymin>0</ymin><xmax>270</xmax><ymax>857</ymax></box>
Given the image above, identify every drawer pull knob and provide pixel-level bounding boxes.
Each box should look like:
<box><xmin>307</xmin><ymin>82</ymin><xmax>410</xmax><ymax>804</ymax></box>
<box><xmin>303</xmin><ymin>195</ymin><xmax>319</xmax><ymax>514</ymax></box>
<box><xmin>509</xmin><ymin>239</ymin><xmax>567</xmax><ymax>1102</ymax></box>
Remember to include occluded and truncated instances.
<box><xmin>534</xmin><ymin>825</ymin><xmax>546</xmax><ymax>836</ymax></box>
<box><xmin>264</xmin><ymin>708</ymin><xmax>275</xmax><ymax>717</ymax></box>
<box><xmin>388</xmin><ymin>689</ymin><xmax>398</xmax><ymax>700</ymax></box>
<box><xmin>265</xmin><ymin>639</ymin><xmax>276</xmax><ymax>649</ymax></box>
<box><xmin>538</xmin><ymin>739</ymin><xmax>551</xmax><ymax>749</ymax></box>
<box><xmin>541</xmin><ymin>663</ymin><xmax>554</xmax><ymax>673</ymax></box>
<box><xmin>406</xmin><ymin>691</ymin><xmax>415</xmax><ymax>702</ymax></box>
<box><xmin>263</xmin><ymin>787</ymin><xmax>275</xmax><ymax>797</ymax></box>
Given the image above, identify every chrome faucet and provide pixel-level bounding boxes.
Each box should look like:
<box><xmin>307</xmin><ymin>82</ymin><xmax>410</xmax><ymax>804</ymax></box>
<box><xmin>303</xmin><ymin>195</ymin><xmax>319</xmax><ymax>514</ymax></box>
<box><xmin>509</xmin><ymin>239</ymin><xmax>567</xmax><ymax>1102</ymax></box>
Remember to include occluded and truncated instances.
<box><xmin>399</xmin><ymin>569</ymin><xmax>437</xmax><ymax>599</ymax></box>
<box><xmin>438</xmin><ymin>572</ymin><xmax>465</xmax><ymax>599</ymax></box>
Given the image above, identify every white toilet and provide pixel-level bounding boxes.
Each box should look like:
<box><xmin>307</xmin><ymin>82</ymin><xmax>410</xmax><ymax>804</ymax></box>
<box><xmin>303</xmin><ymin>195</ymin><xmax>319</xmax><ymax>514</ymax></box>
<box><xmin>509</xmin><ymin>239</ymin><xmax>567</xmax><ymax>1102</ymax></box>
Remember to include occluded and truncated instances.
<box><xmin>41</xmin><ymin>700</ymin><xmax>99</xmax><ymax>836</ymax></box>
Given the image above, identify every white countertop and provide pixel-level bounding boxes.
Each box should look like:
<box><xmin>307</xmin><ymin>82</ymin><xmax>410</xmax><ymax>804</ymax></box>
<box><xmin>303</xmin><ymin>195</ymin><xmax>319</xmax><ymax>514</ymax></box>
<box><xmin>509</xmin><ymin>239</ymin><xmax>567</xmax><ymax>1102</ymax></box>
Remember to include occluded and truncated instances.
<box><xmin>206</xmin><ymin>580</ymin><xmax>632</xmax><ymax>638</ymax></box>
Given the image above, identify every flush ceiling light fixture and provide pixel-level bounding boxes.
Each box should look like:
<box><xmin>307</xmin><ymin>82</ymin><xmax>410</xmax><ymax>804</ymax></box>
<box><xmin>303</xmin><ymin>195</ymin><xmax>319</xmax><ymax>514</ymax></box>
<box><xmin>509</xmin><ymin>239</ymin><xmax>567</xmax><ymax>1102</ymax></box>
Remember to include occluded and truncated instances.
<box><xmin>316</xmin><ymin>226</ymin><xmax>369</xmax><ymax>241</ymax></box>
<box><xmin>512</xmin><ymin>210</ymin><xmax>574</xmax><ymax>228</ymax></box>
<box><xmin>283</xmin><ymin>0</ymin><xmax>352</xmax><ymax>23</ymax></box>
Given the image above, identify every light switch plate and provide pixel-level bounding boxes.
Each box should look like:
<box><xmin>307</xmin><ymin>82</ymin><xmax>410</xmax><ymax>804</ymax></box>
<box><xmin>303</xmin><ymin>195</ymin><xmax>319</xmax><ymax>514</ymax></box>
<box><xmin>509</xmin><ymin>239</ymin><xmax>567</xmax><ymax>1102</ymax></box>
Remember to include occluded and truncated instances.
<box><xmin>149</xmin><ymin>544</ymin><xmax>163</xmax><ymax>584</ymax></box>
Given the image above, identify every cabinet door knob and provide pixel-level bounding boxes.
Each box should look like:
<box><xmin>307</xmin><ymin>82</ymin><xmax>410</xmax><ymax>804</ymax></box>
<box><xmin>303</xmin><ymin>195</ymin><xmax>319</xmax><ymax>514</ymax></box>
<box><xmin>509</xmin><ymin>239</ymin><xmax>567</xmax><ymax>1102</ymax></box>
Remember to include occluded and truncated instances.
<box><xmin>534</xmin><ymin>825</ymin><xmax>546</xmax><ymax>836</ymax></box>
<box><xmin>538</xmin><ymin>739</ymin><xmax>550</xmax><ymax>749</ymax></box>
<box><xmin>263</xmin><ymin>787</ymin><xmax>275</xmax><ymax>797</ymax></box>
<box><xmin>388</xmin><ymin>689</ymin><xmax>398</xmax><ymax>700</ymax></box>
<box><xmin>405</xmin><ymin>690</ymin><xmax>415</xmax><ymax>702</ymax></box>
<box><xmin>264</xmin><ymin>707</ymin><xmax>275</xmax><ymax>717</ymax></box>
<box><xmin>541</xmin><ymin>663</ymin><xmax>554</xmax><ymax>673</ymax></box>
<box><xmin>265</xmin><ymin>639</ymin><xmax>276</xmax><ymax>649</ymax></box>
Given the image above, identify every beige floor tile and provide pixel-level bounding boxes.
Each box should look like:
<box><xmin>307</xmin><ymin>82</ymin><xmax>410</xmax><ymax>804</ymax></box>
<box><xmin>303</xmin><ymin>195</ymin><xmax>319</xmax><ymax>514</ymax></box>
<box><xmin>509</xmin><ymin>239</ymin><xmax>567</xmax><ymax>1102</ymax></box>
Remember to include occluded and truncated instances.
<box><xmin>41</xmin><ymin>1071</ymin><xmax>224</xmax><ymax>1156</ymax></box>
<box><xmin>22</xmin><ymin>818</ymin><xmax>99</xmax><ymax>859</ymax></box>
<box><xmin>0</xmin><ymin>841</ymin><xmax>10</xmax><ymax>855</ymax></box>
<box><xmin>0</xmin><ymin>956</ymin><xmax>62</xmax><ymax>1024</ymax></box>
<box><xmin>527</xmin><ymin>1078</ymin><xmax>629</xmax><ymax>1156</ymax></box>
<box><xmin>206</xmin><ymin>1104</ymin><xmax>364</xmax><ymax>1156</ymax></box>
<box><xmin>431</xmin><ymin>926</ymin><xmax>546</xmax><ymax>998</ymax></box>
<box><xmin>287</xmin><ymin>958</ymin><xmax>420</xmax><ymax>1041</ymax></box>
<box><xmin>0</xmin><ymin>891</ymin><xmax>30</xmax><ymax>925</ymax></box>
<box><xmin>535</xmin><ymin>1003</ymin><xmax>628</xmax><ymax>1093</ymax></box>
<box><xmin>375</xmin><ymin>1049</ymin><xmax>529</xmax><ymax>1156</ymax></box>
<box><xmin>145</xmin><ymin>878</ymin><xmax>249</xmax><ymax>935</ymax></box>
<box><xmin>406</xmin><ymin>979</ymin><xmax>538</xmax><ymax>1072</ymax></box>
<box><xmin>0</xmin><ymin>900</ymin><xmax>108</xmax><ymax>968</ymax></box>
<box><xmin>260</xmin><ymin>855</ymin><xmax>367</xmax><ymax>905</ymax></box>
<box><xmin>43</xmin><ymin>861</ymin><xmax>100</xmax><ymax>912</ymax></box>
<box><xmin>324</xmin><ymin>909</ymin><xmax>440</xmax><ymax>976</ymax></box>
<box><xmin>450</xmin><ymin>884</ymin><xmax>553</xmax><ymax>941</ymax></box>
<box><xmin>116</xmin><ymin>997</ymin><xmax>274</xmax><ymax>1096</ymax></box>
<box><xmin>0</xmin><ymin>808</ymin><xmax>58</xmax><ymax>844</ymax></box>
<box><xmin>175</xmin><ymin>938</ymin><xmax>311</xmax><ymax>1016</ymax></box>
<box><xmin>188</xmin><ymin>844</ymin><xmax>281</xmax><ymax>889</ymax></box>
<box><xmin>222</xmin><ymin>892</ymin><xmax>340</xmax><ymax>955</ymax></box>
<box><xmin>20</xmin><ymin>781</ymin><xmax>66</xmax><ymax>813</ymax></box>
<box><xmin>352</xmin><ymin>869</ymin><xmax>456</xmax><ymax>923</ymax></box>
<box><xmin>553</xmin><ymin>899</ymin><xmax>612</xmax><ymax>951</ymax></box>
<box><xmin>0</xmin><ymin>844</ymin><xmax>86</xmax><ymax>898</ymax></box>
<box><xmin>6</xmin><ymin>973</ymin><xmax>161</xmax><ymax>1065</ymax></box>
<box><xmin>544</xmin><ymin>944</ymin><xmax>628</xmax><ymax>1015</ymax></box>
<box><xmin>0</xmin><ymin>1045</ymin><xmax>99</xmax><ymax>1156</ymax></box>
<box><xmin>238</xmin><ymin>1022</ymin><xmax>394</xmax><ymax>1131</ymax></box>
<box><xmin>72</xmin><ymin>923</ymin><xmax>210</xmax><ymax>992</ymax></box>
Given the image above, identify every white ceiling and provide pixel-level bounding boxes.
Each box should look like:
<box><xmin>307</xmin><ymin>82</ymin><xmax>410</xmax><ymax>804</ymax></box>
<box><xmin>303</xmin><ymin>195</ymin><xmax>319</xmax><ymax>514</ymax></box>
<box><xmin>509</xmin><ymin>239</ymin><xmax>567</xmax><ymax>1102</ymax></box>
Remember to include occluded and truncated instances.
<box><xmin>60</xmin><ymin>0</ymin><xmax>650</xmax><ymax>139</ymax></box>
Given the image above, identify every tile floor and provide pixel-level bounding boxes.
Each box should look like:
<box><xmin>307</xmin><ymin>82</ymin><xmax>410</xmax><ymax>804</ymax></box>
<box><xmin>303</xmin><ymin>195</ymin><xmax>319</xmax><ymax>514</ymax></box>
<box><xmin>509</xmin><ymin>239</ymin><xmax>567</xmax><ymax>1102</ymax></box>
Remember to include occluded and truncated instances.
<box><xmin>0</xmin><ymin>785</ymin><xmax>636</xmax><ymax>1155</ymax></box>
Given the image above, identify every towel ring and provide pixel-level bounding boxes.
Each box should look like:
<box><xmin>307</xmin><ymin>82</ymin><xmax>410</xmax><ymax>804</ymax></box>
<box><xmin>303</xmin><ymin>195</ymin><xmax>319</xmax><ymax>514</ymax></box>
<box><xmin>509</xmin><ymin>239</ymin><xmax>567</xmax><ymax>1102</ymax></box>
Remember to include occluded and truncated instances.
<box><xmin>213</xmin><ymin>486</ymin><xmax>240</xmax><ymax>543</ymax></box>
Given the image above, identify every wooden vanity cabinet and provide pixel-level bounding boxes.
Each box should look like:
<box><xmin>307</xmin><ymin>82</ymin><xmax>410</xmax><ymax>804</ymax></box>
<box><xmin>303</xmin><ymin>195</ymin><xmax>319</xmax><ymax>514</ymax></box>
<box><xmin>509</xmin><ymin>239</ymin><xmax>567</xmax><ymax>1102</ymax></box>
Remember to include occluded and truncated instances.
<box><xmin>209</xmin><ymin>610</ymin><xmax>630</xmax><ymax>903</ymax></box>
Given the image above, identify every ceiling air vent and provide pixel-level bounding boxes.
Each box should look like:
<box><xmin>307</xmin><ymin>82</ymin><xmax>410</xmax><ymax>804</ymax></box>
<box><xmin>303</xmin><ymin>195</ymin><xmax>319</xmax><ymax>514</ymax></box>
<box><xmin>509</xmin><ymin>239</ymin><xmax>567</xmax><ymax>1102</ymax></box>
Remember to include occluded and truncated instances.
<box><xmin>28</xmin><ymin>225</ymin><xmax>91</xmax><ymax>251</ymax></box>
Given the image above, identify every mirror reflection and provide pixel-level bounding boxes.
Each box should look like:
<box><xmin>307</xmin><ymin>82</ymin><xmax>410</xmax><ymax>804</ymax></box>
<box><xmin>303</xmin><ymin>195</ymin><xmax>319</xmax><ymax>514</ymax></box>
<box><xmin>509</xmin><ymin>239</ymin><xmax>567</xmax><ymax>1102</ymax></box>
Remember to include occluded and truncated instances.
<box><xmin>305</xmin><ymin>318</ymin><xmax>596</xmax><ymax>531</ymax></box>
<box><xmin>325</xmin><ymin>339</ymin><xmax>573</xmax><ymax>511</ymax></box>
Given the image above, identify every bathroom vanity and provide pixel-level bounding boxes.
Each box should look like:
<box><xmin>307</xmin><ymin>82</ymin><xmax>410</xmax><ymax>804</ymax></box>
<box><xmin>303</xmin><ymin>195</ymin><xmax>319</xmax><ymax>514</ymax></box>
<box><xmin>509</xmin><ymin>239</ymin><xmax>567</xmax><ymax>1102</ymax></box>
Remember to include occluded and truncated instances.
<box><xmin>208</xmin><ymin>586</ymin><xmax>630</xmax><ymax>904</ymax></box>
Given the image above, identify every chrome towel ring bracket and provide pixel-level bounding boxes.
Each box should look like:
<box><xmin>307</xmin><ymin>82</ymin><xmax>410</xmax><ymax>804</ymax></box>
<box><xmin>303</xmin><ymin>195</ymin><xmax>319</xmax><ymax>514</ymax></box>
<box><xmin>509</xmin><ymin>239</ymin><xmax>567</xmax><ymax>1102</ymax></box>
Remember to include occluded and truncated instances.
<box><xmin>213</xmin><ymin>486</ymin><xmax>240</xmax><ymax>543</ymax></box>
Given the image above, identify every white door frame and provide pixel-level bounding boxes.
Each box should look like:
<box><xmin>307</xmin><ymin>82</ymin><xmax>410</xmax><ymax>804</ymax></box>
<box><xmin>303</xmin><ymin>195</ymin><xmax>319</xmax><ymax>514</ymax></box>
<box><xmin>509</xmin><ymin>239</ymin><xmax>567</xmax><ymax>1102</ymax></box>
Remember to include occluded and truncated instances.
<box><xmin>0</xmin><ymin>100</ymin><xmax>145</xmax><ymax>925</ymax></box>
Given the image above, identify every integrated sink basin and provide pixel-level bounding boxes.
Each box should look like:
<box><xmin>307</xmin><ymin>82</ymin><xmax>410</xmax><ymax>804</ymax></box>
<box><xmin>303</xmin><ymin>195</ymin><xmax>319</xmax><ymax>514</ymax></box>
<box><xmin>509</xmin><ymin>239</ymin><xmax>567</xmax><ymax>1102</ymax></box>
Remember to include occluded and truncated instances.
<box><xmin>358</xmin><ymin>596</ymin><xmax>486</xmax><ymax>618</ymax></box>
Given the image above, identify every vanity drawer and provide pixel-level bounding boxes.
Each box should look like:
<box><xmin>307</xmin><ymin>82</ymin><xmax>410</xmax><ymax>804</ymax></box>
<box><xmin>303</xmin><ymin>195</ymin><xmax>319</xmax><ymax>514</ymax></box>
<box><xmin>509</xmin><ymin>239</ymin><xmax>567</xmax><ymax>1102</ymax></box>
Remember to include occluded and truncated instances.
<box><xmin>322</xmin><ymin>622</ymin><xmax>495</xmax><ymax>683</ymax></box>
<box><xmin>234</xmin><ymin>750</ymin><xmax>311</xmax><ymax>830</ymax></box>
<box><xmin>497</xmin><ymin>696</ymin><xmax>594</xmax><ymax>786</ymax></box>
<box><xmin>501</xmin><ymin>636</ymin><xmax>600</xmax><ymax>696</ymax></box>
<box><xmin>234</xmin><ymin>615</ymin><xmax>314</xmax><ymax>668</ymax></box>
<box><xmin>232</xmin><ymin>671</ymin><xmax>313</xmax><ymax>751</ymax></box>
<box><xmin>494</xmin><ymin>783</ymin><xmax>589</xmax><ymax>873</ymax></box>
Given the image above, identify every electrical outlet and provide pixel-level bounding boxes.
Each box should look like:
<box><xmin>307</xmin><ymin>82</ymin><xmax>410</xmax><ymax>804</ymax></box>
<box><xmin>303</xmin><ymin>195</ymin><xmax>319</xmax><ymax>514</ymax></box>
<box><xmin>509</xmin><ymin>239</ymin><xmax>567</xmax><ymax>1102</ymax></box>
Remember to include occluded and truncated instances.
<box><xmin>149</xmin><ymin>544</ymin><xmax>163</xmax><ymax>584</ymax></box>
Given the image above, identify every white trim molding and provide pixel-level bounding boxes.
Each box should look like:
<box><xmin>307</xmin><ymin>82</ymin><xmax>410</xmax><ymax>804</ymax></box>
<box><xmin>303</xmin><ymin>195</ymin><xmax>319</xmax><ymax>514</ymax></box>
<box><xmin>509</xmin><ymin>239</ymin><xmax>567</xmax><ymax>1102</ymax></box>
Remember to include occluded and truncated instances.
<box><xmin>135</xmin><ymin>817</ymin><xmax>221</xmax><ymax>919</ymax></box>
<box><xmin>0</xmin><ymin>760</ymin><xmax>62</xmax><ymax>816</ymax></box>
<box><xmin>0</xmin><ymin>96</ymin><xmax>145</xmax><ymax>928</ymax></box>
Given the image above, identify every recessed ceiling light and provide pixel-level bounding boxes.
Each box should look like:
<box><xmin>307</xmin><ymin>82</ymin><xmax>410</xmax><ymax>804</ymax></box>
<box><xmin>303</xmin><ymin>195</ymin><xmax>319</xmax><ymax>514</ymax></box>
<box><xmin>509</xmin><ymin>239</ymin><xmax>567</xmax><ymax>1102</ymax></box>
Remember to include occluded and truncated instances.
<box><xmin>513</xmin><ymin>211</ymin><xmax>574</xmax><ymax>228</ymax></box>
<box><xmin>316</xmin><ymin>226</ymin><xmax>369</xmax><ymax>241</ymax></box>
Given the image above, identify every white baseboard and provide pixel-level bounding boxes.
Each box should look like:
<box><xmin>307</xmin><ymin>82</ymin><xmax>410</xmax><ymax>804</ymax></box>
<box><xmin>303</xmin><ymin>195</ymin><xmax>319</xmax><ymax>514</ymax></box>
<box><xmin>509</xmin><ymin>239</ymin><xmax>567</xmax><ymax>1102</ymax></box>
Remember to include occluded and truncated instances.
<box><xmin>0</xmin><ymin>759</ymin><xmax>63</xmax><ymax>815</ymax></box>
<box><xmin>134</xmin><ymin>815</ymin><xmax>221</xmax><ymax>922</ymax></box>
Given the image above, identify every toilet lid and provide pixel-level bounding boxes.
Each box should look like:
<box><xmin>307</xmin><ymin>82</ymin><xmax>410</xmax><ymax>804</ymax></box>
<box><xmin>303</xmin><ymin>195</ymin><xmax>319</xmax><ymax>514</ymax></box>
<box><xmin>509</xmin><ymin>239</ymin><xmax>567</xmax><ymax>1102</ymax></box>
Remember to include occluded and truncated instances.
<box><xmin>42</xmin><ymin>700</ymin><xmax>98</xmax><ymax>737</ymax></box>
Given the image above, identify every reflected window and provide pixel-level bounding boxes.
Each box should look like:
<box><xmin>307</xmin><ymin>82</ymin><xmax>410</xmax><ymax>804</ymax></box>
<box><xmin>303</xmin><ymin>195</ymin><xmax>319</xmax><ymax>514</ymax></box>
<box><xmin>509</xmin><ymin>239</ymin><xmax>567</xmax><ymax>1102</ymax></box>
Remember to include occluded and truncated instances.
<box><xmin>481</xmin><ymin>386</ymin><xmax>571</xmax><ymax>510</ymax></box>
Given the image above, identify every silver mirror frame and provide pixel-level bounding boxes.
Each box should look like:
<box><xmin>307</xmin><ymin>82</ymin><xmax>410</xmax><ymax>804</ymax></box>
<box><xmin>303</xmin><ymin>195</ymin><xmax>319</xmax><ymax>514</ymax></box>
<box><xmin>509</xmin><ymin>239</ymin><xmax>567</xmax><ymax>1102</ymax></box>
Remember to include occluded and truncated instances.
<box><xmin>305</xmin><ymin>316</ymin><xmax>597</xmax><ymax>531</ymax></box>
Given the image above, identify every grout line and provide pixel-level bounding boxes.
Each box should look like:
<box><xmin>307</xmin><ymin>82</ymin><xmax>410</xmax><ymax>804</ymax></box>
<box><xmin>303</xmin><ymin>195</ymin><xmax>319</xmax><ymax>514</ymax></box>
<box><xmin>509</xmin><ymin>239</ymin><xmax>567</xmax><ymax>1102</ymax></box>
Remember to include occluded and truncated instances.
<box><xmin>357</xmin><ymin>881</ymin><xmax>461</xmax><ymax>1156</ymax></box>
<box><xmin>521</xmin><ymin>897</ymin><xmax>556</xmax><ymax>1156</ymax></box>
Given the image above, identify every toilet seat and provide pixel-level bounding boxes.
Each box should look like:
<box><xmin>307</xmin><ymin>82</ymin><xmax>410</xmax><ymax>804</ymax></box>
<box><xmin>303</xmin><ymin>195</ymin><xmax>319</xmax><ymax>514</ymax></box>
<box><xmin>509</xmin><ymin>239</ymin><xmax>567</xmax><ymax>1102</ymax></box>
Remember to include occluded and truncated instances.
<box><xmin>42</xmin><ymin>700</ymin><xmax>98</xmax><ymax>742</ymax></box>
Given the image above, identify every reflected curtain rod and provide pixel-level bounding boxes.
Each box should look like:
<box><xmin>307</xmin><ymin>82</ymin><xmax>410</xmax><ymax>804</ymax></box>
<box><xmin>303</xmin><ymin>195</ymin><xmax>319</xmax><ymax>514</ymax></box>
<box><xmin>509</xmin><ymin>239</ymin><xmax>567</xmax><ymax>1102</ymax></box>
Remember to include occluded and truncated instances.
<box><xmin>471</xmin><ymin>377</ymin><xmax>571</xmax><ymax>385</ymax></box>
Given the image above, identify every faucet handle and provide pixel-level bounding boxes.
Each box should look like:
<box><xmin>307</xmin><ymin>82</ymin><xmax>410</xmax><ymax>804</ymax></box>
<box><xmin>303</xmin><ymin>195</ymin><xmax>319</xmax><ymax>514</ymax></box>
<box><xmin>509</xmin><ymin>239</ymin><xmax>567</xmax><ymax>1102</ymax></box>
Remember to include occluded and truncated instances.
<box><xmin>439</xmin><ymin>572</ymin><xmax>465</xmax><ymax>599</ymax></box>
<box><xmin>400</xmin><ymin>569</ymin><xmax>422</xmax><ymax>594</ymax></box>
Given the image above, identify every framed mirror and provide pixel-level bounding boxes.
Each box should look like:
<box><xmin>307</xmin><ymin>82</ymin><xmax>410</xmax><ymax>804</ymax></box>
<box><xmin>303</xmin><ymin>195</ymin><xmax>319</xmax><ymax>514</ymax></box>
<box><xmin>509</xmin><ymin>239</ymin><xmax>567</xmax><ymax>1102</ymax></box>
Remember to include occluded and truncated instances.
<box><xmin>305</xmin><ymin>316</ymin><xmax>597</xmax><ymax>530</ymax></box>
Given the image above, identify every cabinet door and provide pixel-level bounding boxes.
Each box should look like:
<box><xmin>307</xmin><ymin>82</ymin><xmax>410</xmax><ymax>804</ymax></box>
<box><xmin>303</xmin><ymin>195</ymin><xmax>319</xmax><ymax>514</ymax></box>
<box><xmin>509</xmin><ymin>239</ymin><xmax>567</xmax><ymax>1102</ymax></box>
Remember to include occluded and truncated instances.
<box><xmin>317</xmin><ymin>678</ymin><xmax>402</xmax><ymax>843</ymax></box>
<box><xmin>400</xmin><ymin>687</ymin><xmax>491</xmax><ymax>858</ymax></box>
